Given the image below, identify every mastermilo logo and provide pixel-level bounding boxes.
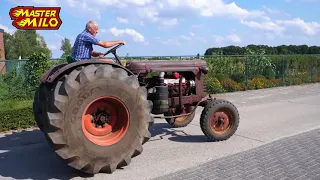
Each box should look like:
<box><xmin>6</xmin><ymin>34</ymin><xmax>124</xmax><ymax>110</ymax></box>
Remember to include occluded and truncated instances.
<box><xmin>9</xmin><ymin>6</ymin><xmax>62</xmax><ymax>30</ymax></box>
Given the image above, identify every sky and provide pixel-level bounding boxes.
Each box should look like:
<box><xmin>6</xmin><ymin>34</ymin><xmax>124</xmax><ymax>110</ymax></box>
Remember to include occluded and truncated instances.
<box><xmin>0</xmin><ymin>0</ymin><xmax>320</xmax><ymax>58</ymax></box>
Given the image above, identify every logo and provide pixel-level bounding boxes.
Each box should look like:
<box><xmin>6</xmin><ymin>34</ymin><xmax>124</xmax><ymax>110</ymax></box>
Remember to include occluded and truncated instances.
<box><xmin>9</xmin><ymin>6</ymin><xmax>62</xmax><ymax>30</ymax></box>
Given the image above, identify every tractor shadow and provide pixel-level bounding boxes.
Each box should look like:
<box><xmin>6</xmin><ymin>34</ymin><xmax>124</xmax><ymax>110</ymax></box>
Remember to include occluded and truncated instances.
<box><xmin>0</xmin><ymin>123</ymin><xmax>209</xmax><ymax>180</ymax></box>
<box><xmin>149</xmin><ymin>122</ymin><xmax>211</xmax><ymax>143</ymax></box>
<box><xmin>0</xmin><ymin>129</ymin><xmax>93</xmax><ymax>180</ymax></box>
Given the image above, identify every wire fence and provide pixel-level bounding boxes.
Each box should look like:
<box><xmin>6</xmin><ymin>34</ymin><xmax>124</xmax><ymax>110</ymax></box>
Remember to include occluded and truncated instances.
<box><xmin>0</xmin><ymin>54</ymin><xmax>319</xmax><ymax>96</ymax></box>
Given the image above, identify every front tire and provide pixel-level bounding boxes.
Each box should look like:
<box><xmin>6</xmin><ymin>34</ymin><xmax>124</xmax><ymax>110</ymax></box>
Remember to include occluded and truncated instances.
<box><xmin>34</xmin><ymin>64</ymin><xmax>154</xmax><ymax>174</ymax></box>
<box><xmin>200</xmin><ymin>99</ymin><xmax>239</xmax><ymax>141</ymax></box>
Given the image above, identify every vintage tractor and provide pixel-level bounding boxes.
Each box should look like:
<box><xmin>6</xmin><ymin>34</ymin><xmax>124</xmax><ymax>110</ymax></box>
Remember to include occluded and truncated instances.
<box><xmin>33</xmin><ymin>44</ymin><xmax>239</xmax><ymax>174</ymax></box>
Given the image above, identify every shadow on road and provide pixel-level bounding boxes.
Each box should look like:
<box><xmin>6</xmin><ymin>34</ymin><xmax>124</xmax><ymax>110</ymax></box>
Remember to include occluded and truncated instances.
<box><xmin>0</xmin><ymin>123</ymin><xmax>210</xmax><ymax>179</ymax></box>
<box><xmin>150</xmin><ymin>122</ymin><xmax>211</xmax><ymax>143</ymax></box>
<box><xmin>0</xmin><ymin>129</ymin><xmax>93</xmax><ymax>180</ymax></box>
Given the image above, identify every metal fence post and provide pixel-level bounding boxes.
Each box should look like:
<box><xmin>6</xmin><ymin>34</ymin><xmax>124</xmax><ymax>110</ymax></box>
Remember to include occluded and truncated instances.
<box><xmin>310</xmin><ymin>55</ymin><xmax>313</xmax><ymax>81</ymax></box>
<box><xmin>245</xmin><ymin>56</ymin><xmax>248</xmax><ymax>86</ymax></box>
<box><xmin>282</xmin><ymin>55</ymin><xmax>285</xmax><ymax>85</ymax></box>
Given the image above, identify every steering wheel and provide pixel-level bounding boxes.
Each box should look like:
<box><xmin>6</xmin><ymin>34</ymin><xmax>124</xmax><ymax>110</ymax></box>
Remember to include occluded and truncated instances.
<box><xmin>102</xmin><ymin>43</ymin><xmax>124</xmax><ymax>66</ymax></box>
<box><xmin>104</xmin><ymin>43</ymin><xmax>124</xmax><ymax>56</ymax></box>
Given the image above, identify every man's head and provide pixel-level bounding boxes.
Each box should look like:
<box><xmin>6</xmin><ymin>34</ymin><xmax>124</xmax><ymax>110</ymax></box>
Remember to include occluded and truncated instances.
<box><xmin>86</xmin><ymin>20</ymin><xmax>99</xmax><ymax>36</ymax></box>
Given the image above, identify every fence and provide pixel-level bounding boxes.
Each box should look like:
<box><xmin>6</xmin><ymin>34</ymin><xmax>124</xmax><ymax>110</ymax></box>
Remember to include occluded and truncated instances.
<box><xmin>0</xmin><ymin>54</ymin><xmax>320</xmax><ymax>92</ymax></box>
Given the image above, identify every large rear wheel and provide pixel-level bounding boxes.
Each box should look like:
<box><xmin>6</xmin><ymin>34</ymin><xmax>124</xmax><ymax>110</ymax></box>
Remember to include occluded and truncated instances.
<box><xmin>33</xmin><ymin>64</ymin><xmax>154</xmax><ymax>174</ymax></box>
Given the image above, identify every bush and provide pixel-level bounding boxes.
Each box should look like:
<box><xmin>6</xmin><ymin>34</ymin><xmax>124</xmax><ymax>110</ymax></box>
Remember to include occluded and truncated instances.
<box><xmin>221</xmin><ymin>78</ymin><xmax>245</xmax><ymax>92</ymax></box>
<box><xmin>23</xmin><ymin>52</ymin><xmax>51</xmax><ymax>92</ymax></box>
<box><xmin>247</xmin><ymin>77</ymin><xmax>281</xmax><ymax>90</ymax></box>
<box><xmin>211</xmin><ymin>73</ymin><xmax>229</xmax><ymax>82</ymax></box>
<box><xmin>285</xmin><ymin>77</ymin><xmax>303</xmax><ymax>85</ymax></box>
<box><xmin>0</xmin><ymin>72</ymin><xmax>33</xmax><ymax>100</ymax></box>
<box><xmin>296</xmin><ymin>72</ymin><xmax>311</xmax><ymax>83</ymax></box>
<box><xmin>0</xmin><ymin>100</ymin><xmax>35</xmax><ymax>132</ymax></box>
<box><xmin>230</xmin><ymin>73</ymin><xmax>245</xmax><ymax>83</ymax></box>
<box><xmin>205</xmin><ymin>77</ymin><xmax>226</xmax><ymax>94</ymax></box>
<box><xmin>312</xmin><ymin>76</ymin><xmax>320</xmax><ymax>82</ymax></box>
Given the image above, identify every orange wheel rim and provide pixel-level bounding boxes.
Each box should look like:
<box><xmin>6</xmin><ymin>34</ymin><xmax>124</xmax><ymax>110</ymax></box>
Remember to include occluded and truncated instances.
<box><xmin>175</xmin><ymin>115</ymin><xmax>188</xmax><ymax>122</ymax></box>
<box><xmin>81</xmin><ymin>96</ymin><xmax>130</xmax><ymax>146</ymax></box>
<box><xmin>210</xmin><ymin>110</ymin><xmax>233</xmax><ymax>134</ymax></box>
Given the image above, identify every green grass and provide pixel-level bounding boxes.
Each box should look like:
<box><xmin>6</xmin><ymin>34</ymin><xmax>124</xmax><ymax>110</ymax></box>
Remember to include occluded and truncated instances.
<box><xmin>0</xmin><ymin>99</ymin><xmax>36</xmax><ymax>132</ymax></box>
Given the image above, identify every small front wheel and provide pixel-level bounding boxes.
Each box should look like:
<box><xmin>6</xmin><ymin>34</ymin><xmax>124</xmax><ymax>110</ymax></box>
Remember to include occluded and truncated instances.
<box><xmin>200</xmin><ymin>99</ymin><xmax>239</xmax><ymax>141</ymax></box>
<box><xmin>165</xmin><ymin>105</ymin><xmax>196</xmax><ymax>128</ymax></box>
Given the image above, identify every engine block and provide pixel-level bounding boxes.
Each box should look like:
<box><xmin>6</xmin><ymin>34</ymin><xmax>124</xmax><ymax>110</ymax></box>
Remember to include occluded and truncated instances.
<box><xmin>165</xmin><ymin>78</ymin><xmax>188</xmax><ymax>97</ymax></box>
<box><xmin>146</xmin><ymin>72</ymin><xmax>196</xmax><ymax>96</ymax></box>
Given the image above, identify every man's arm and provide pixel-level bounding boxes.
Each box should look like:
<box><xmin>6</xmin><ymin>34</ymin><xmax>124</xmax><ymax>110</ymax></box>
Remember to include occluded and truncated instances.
<box><xmin>97</xmin><ymin>40</ymin><xmax>125</xmax><ymax>48</ymax></box>
<box><xmin>84</xmin><ymin>33</ymin><xmax>124</xmax><ymax>48</ymax></box>
<box><xmin>91</xmin><ymin>50</ymin><xmax>103</xmax><ymax>57</ymax></box>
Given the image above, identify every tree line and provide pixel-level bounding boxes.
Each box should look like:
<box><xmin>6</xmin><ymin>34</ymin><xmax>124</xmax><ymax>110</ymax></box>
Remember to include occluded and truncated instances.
<box><xmin>3</xmin><ymin>30</ymin><xmax>320</xmax><ymax>60</ymax></box>
<box><xmin>204</xmin><ymin>45</ymin><xmax>320</xmax><ymax>56</ymax></box>
<box><xmin>3</xmin><ymin>30</ymin><xmax>72</xmax><ymax>60</ymax></box>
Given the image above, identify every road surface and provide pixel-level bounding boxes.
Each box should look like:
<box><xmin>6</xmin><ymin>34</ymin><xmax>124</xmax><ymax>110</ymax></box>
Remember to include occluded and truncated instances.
<box><xmin>0</xmin><ymin>83</ymin><xmax>319</xmax><ymax>180</ymax></box>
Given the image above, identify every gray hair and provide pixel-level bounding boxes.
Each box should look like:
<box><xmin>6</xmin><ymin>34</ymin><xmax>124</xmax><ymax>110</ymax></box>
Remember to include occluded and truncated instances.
<box><xmin>86</xmin><ymin>20</ymin><xmax>98</xmax><ymax>30</ymax></box>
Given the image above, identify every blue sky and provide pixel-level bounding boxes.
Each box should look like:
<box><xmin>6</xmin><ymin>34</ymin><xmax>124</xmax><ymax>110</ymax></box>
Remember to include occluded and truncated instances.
<box><xmin>0</xmin><ymin>0</ymin><xmax>320</xmax><ymax>58</ymax></box>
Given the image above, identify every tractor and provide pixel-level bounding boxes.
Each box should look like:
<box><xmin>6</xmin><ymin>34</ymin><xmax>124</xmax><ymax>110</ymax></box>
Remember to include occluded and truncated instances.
<box><xmin>33</xmin><ymin>44</ymin><xmax>240</xmax><ymax>174</ymax></box>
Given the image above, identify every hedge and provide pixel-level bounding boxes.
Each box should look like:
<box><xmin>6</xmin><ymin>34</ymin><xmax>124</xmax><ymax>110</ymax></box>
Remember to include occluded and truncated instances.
<box><xmin>0</xmin><ymin>100</ymin><xmax>35</xmax><ymax>132</ymax></box>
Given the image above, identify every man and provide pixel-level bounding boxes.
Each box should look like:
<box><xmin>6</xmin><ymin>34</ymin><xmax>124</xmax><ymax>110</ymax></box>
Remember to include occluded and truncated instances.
<box><xmin>71</xmin><ymin>20</ymin><xmax>125</xmax><ymax>62</ymax></box>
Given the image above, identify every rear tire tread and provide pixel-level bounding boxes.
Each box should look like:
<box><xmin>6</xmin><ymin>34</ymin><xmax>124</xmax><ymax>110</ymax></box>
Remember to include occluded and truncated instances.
<box><xmin>34</xmin><ymin>63</ymin><xmax>154</xmax><ymax>174</ymax></box>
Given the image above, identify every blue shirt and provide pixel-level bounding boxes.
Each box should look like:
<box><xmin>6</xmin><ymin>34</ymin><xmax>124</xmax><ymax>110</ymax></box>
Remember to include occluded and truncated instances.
<box><xmin>71</xmin><ymin>30</ymin><xmax>100</xmax><ymax>60</ymax></box>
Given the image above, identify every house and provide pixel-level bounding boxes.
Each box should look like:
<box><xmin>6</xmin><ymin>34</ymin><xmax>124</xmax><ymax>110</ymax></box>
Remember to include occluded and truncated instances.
<box><xmin>0</xmin><ymin>28</ymin><xmax>5</xmax><ymax>74</ymax></box>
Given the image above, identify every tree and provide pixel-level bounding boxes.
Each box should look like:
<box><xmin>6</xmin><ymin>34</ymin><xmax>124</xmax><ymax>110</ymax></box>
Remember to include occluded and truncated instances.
<box><xmin>3</xmin><ymin>32</ymin><xmax>16</xmax><ymax>59</ymax></box>
<box><xmin>204</xmin><ymin>44</ymin><xmax>320</xmax><ymax>56</ymax></box>
<box><xmin>3</xmin><ymin>30</ymin><xmax>51</xmax><ymax>59</ymax></box>
<box><xmin>60</xmin><ymin>37</ymin><xmax>72</xmax><ymax>58</ymax></box>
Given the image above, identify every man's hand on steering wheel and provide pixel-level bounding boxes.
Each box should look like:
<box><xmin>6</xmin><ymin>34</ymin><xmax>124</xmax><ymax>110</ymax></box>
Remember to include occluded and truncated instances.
<box><xmin>119</xmin><ymin>40</ymin><xmax>125</xmax><ymax>45</ymax></box>
<box><xmin>98</xmin><ymin>52</ymin><xmax>104</xmax><ymax>58</ymax></box>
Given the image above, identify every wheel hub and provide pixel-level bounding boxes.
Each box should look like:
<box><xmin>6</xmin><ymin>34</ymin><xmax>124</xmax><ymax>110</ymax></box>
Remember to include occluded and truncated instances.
<box><xmin>211</xmin><ymin>111</ymin><xmax>231</xmax><ymax>134</ymax></box>
<box><xmin>82</xmin><ymin>96</ymin><xmax>130</xmax><ymax>146</ymax></box>
<box><xmin>91</xmin><ymin>108</ymin><xmax>111</xmax><ymax>128</ymax></box>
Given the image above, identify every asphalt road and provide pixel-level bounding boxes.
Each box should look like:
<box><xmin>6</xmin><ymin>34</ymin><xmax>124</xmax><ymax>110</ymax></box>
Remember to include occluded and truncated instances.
<box><xmin>0</xmin><ymin>83</ymin><xmax>319</xmax><ymax>180</ymax></box>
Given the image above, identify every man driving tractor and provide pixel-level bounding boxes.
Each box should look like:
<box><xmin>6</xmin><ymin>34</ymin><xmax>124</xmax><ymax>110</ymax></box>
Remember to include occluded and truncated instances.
<box><xmin>70</xmin><ymin>20</ymin><xmax>125</xmax><ymax>63</ymax></box>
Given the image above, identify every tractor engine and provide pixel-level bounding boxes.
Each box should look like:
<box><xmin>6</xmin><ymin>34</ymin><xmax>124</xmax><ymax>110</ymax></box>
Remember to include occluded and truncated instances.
<box><xmin>146</xmin><ymin>72</ymin><xmax>196</xmax><ymax>114</ymax></box>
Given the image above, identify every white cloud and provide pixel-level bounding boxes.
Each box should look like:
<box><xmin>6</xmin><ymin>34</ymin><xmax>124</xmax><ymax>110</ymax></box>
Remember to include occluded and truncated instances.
<box><xmin>48</xmin><ymin>44</ymin><xmax>58</xmax><ymax>50</ymax></box>
<box><xmin>8</xmin><ymin>0</ymin><xmax>320</xmax><ymax>44</ymax></box>
<box><xmin>11</xmin><ymin>0</ymin><xmax>58</xmax><ymax>6</ymax></box>
<box><xmin>136</xmin><ymin>6</ymin><xmax>178</xmax><ymax>27</ymax></box>
<box><xmin>9</xmin><ymin>0</ymin><xmax>265</xmax><ymax>28</ymax></box>
<box><xmin>262</xmin><ymin>5</ymin><xmax>291</xmax><ymax>18</ymax></box>
<box><xmin>212</xmin><ymin>35</ymin><xmax>224</xmax><ymax>43</ymax></box>
<box><xmin>195</xmin><ymin>37</ymin><xmax>207</xmax><ymax>44</ymax></box>
<box><xmin>54</xmin><ymin>33</ymin><xmax>64</xmax><ymax>39</ymax></box>
<box><xmin>226</xmin><ymin>33</ymin><xmax>241</xmax><ymax>43</ymax></box>
<box><xmin>0</xmin><ymin>24</ymin><xmax>15</xmax><ymax>34</ymax></box>
<box><xmin>180</xmin><ymin>35</ymin><xmax>192</xmax><ymax>41</ymax></box>
<box><xmin>161</xmin><ymin>18</ymin><xmax>178</xmax><ymax>26</ymax></box>
<box><xmin>241</xmin><ymin>19</ymin><xmax>286</xmax><ymax>34</ymax></box>
<box><xmin>189</xmin><ymin>32</ymin><xmax>195</xmax><ymax>37</ymax></box>
<box><xmin>117</xmin><ymin>17</ymin><xmax>129</xmax><ymax>24</ymax></box>
<box><xmin>109</xmin><ymin>27</ymin><xmax>145</xmax><ymax>42</ymax></box>
<box><xmin>276</xmin><ymin>18</ymin><xmax>320</xmax><ymax>36</ymax></box>
<box><xmin>160</xmin><ymin>38</ymin><xmax>181</xmax><ymax>46</ymax></box>
<box><xmin>211</xmin><ymin>33</ymin><xmax>241</xmax><ymax>44</ymax></box>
